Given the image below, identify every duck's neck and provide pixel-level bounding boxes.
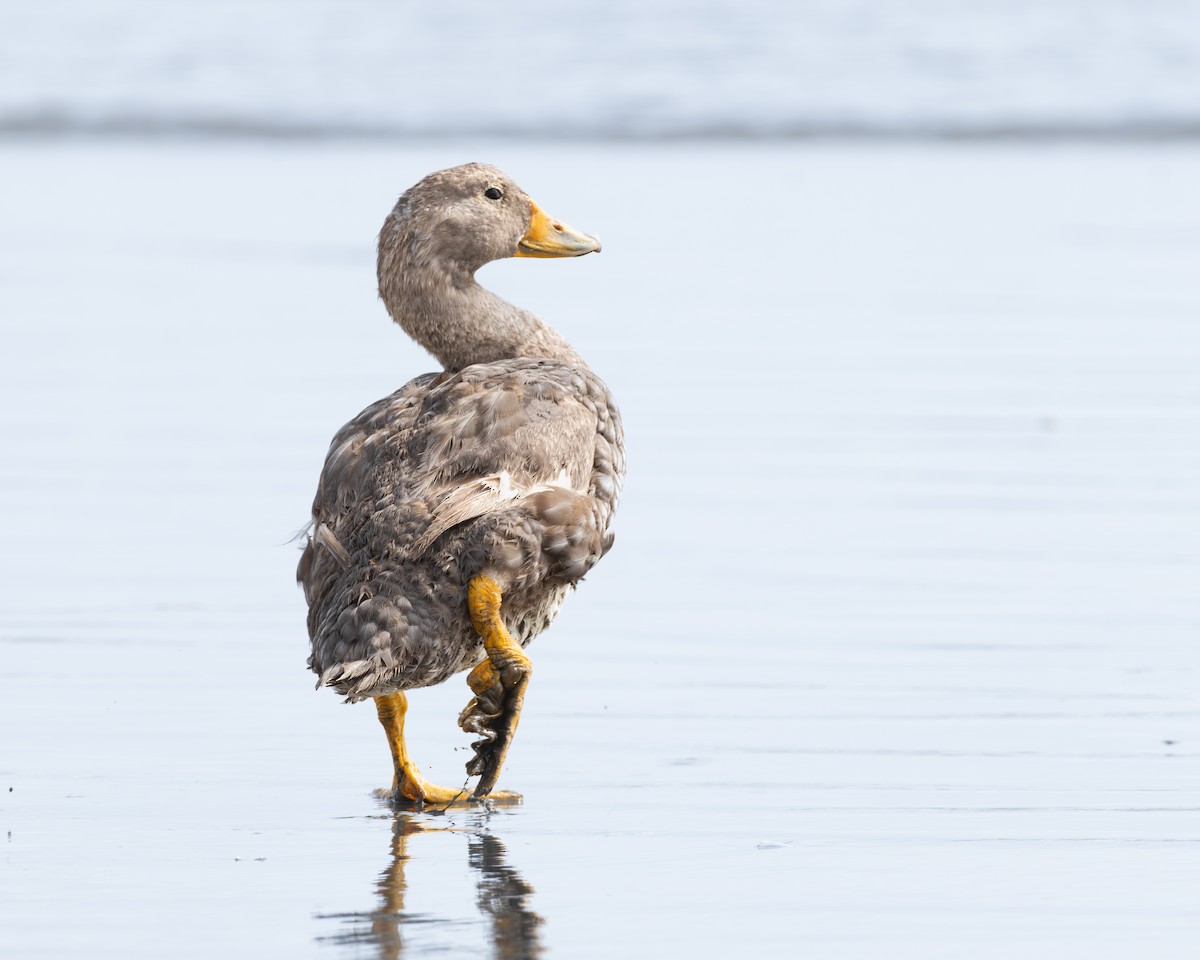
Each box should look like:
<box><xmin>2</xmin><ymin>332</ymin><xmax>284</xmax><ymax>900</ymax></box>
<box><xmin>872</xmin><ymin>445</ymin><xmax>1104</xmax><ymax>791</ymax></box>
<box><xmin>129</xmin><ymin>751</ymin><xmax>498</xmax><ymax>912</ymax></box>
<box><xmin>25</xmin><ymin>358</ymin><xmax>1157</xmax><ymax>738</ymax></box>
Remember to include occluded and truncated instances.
<box><xmin>379</xmin><ymin>253</ymin><xmax>583</xmax><ymax>372</ymax></box>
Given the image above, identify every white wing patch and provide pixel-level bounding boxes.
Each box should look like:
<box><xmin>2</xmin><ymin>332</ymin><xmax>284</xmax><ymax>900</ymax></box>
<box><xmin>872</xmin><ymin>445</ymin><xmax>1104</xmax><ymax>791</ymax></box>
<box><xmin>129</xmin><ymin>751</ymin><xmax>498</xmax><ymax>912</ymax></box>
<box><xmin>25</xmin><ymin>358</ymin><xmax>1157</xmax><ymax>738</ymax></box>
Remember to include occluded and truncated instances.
<box><xmin>410</xmin><ymin>468</ymin><xmax>581</xmax><ymax>558</ymax></box>
<box><xmin>314</xmin><ymin>522</ymin><xmax>352</xmax><ymax>569</ymax></box>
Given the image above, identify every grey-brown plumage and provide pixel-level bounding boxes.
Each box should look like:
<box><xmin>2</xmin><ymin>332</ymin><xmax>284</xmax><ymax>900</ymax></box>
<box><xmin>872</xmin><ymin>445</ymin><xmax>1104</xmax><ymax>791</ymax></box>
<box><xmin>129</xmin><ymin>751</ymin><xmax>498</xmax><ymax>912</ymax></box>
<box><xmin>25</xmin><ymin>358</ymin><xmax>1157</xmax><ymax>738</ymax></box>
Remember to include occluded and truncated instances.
<box><xmin>298</xmin><ymin>163</ymin><xmax>624</xmax><ymax>707</ymax></box>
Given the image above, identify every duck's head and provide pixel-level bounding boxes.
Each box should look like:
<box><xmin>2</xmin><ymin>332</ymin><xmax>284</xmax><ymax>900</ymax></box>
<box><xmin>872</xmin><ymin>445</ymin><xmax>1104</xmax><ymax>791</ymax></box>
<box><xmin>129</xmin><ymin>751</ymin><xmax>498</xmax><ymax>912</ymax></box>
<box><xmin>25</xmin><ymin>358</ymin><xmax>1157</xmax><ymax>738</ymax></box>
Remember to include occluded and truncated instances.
<box><xmin>380</xmin><ymin>162</ymin><xmax>601</xmax><ymax>278</ymax></box>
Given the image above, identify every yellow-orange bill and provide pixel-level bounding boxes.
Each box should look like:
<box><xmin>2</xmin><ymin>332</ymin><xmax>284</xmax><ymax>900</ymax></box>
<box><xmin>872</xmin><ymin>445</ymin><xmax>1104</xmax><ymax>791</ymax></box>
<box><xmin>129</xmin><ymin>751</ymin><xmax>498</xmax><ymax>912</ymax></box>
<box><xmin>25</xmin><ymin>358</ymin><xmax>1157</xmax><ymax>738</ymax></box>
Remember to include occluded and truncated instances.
<box><xmin>515</xmin><ymin>200</ymin><xmax>601</xmax><ymax>258</ymax></box>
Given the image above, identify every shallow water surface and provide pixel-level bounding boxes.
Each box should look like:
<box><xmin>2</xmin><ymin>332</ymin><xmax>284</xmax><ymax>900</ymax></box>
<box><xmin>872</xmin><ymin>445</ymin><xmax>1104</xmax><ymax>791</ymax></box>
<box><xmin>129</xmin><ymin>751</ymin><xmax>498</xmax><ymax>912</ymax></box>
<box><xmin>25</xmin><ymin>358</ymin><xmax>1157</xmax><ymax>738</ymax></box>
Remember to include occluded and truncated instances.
<box><xmin>1</xmin><ymin>142</ymin><xmax>1199</xmax><ymax>957</ymax></box>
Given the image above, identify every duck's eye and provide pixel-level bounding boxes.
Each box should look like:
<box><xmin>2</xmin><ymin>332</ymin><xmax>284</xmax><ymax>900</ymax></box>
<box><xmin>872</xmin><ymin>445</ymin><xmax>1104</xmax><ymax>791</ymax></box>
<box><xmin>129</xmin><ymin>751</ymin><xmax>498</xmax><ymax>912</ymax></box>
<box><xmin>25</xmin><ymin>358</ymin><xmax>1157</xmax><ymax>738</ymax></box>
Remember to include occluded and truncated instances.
<box><xmin>484</xmin><ymin>187</ymin><xmax>503</xmax><ymax>201</ymax></box>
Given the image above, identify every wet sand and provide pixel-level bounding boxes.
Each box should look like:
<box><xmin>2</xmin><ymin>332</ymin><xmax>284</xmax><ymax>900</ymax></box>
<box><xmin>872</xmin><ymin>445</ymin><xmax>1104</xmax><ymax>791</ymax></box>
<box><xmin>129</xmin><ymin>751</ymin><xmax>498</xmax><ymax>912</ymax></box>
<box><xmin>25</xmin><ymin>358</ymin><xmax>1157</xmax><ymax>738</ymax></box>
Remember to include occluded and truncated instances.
<box><xmin>1</xmin><ymin>142</ymin><xmax>1199</xmax><ymax>957</ymax></box>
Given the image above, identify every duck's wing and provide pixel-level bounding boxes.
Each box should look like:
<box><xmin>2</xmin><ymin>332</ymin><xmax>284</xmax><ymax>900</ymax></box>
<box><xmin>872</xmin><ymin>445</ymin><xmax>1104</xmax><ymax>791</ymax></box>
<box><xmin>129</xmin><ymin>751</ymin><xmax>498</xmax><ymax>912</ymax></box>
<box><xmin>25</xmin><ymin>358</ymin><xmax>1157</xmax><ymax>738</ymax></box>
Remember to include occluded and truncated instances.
<box><xmin>298</xmin><ymin>359</ymin><xmax>623</xmax><ymax>607</ymax></box>
<box><xmin>407</xmin><ymin>359</ymin><xmax>623</xmax><ymax>569</ymax></box>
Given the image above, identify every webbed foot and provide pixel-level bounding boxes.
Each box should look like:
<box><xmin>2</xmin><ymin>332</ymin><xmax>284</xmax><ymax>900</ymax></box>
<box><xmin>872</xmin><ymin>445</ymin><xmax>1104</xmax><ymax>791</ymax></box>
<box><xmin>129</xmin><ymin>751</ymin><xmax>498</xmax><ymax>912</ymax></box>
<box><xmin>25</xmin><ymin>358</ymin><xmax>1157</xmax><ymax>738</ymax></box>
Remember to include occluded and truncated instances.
<box><xmin>373</xmin><ymin>690</ymin><xmax>520</xmax><ymax>809</ymax></box>
<box><xmin>459</xmin><ymin>654</ymin><xmax>530</xmax><ymax>794</ymax></box>
<box><xmin>374</xmin><ymin>774</ymin><xmax>522</xmax><ymax>809</ymax></box>
<box><xmin>463</xmin><ymin>575</ymin><xmax>532</xmax><ymax>797</ymax></box>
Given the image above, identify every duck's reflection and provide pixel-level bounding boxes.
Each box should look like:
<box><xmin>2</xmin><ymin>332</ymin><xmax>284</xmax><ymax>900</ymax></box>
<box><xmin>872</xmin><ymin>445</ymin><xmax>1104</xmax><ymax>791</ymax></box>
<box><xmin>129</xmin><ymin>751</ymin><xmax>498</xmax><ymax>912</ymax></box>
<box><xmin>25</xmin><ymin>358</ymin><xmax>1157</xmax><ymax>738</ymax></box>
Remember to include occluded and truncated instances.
<box><xmin>317</xmin><ymin>809</ymin><xmax>544</xmax><ymax>959</ymax></box>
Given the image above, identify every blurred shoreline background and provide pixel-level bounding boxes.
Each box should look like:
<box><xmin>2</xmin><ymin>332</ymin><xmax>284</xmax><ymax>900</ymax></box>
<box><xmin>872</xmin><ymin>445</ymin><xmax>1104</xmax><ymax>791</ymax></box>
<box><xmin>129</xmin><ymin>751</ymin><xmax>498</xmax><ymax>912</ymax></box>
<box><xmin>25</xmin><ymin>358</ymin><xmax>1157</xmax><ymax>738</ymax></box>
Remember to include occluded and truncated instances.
<box><xmin>4</xmin><ymin>0</ymin><xmax>1200</xmax><ymax>142</ymax></box>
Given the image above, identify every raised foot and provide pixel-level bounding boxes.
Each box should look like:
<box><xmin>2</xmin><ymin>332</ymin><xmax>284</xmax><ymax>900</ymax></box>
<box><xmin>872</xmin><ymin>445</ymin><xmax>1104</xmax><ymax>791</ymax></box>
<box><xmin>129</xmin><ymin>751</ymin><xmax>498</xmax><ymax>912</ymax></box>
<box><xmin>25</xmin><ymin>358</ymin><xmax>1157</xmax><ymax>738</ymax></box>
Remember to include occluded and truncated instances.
<box><xmin>458</xmin><ymin>653</ymin><xmax>530</xmax><ymax>796</ymax></box>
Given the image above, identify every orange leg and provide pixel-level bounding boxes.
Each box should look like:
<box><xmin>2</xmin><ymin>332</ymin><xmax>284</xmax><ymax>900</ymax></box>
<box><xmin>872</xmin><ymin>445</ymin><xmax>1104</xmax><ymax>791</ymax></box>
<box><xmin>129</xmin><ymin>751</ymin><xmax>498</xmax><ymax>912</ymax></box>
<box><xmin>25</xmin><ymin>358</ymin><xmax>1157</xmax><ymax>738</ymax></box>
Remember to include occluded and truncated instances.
<box><xmin>374</xmin><ymin>692</ymin><xmax>472</xmax><ymax>806</ymax></box>
<box><xmin>460</xmin><ymin>575</ymin><xmax>532</xmax><ymax>798</ymax></box>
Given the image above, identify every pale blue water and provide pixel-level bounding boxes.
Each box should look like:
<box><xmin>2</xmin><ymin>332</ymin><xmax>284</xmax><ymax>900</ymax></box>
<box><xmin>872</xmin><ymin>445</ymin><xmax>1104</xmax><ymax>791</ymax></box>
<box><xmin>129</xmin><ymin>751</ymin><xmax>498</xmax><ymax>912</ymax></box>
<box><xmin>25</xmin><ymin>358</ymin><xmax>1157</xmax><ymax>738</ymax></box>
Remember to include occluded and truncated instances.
<box><xmin>3</xmin><ymin>0</ymin><xmax>1200</xmax><ymax>138</ymax></box>
<box><xmin>1</xmin><ymin>141</ymin><xmax>1199</xmax><ymax>957</ymax></box>
<box><xmin>4</xmin><ymin>10</ymin><xmax>1200</xmax><ymax>960</ymax></box>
